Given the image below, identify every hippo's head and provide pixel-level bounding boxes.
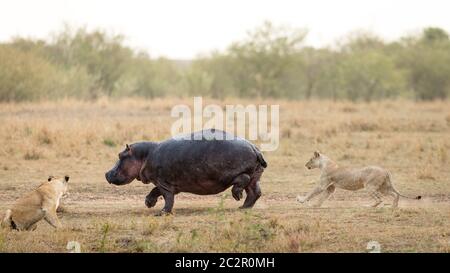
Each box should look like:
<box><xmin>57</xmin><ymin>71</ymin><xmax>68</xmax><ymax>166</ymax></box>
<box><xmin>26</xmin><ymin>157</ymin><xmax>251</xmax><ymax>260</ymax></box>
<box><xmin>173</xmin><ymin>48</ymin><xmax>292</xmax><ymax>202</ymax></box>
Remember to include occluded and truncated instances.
<box><xmin>105</xmin><ymin>144</ymin><xmax>145</xmax><ymax>185</ymax></box>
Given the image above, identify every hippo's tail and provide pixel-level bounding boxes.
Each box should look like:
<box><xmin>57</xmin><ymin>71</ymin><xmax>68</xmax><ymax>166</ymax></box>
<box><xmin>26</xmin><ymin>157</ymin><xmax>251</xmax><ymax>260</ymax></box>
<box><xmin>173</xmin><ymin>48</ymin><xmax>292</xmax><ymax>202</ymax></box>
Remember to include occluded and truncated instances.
<box><xmin>252</xmin><ymin>145</ymin><xmax>267</xmax><ymax>168</ymax></box>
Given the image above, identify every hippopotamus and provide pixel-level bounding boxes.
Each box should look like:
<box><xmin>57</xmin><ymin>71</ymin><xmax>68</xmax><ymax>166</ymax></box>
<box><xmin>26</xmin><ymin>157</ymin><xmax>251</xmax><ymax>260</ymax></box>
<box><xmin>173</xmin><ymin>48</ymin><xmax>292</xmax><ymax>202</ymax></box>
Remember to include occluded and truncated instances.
<box><xmin>105</xmin><ymin>129</ymin><xmax>267</xmax><ymax>215</ymax></box>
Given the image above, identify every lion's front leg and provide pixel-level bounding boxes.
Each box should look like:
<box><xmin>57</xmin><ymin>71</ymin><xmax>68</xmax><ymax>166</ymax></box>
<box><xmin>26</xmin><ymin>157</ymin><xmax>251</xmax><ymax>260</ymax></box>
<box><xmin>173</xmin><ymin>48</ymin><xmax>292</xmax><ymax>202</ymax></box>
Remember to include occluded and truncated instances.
<box><xmin>298</xmin><ymin>180</ymin><xmax>333</xmax><ymax>204</ymax></box>
<box><xmin>297</xmin><ymin>186</ymin><xmax>324</xmax><ymax>203</ymax></box>
<box><xmin>313</xmin><ymin>185</ymin><xmax>336</xmax><ymax>207</ymax></box>
<box><xmin>43</xmin><ymin>209</ymin><xmax>62</xmax><ymax>229</ymax></box>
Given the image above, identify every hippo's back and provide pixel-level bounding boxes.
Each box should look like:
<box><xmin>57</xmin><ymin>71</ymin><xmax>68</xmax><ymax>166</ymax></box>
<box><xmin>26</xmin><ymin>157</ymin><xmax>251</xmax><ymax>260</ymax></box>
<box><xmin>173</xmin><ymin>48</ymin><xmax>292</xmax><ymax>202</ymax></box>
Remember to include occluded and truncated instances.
<box><xmin>152</xmin><ymin>129</ymin><xmax>266</xmax><ymax>194</ymax></box>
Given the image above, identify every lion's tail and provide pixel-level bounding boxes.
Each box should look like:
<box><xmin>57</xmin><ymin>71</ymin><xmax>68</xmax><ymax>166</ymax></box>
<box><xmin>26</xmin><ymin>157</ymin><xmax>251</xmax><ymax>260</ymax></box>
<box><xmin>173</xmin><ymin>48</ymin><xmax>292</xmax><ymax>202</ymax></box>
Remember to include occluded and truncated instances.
<box><xmin>394</xmin><ymin>188</ymin><xmax>422</xmax><ymax>200</ymax></box>
<box><xmin>387</xmin><ymin>172</ymin><xmax>422</xmax><ymax>200</ymax></box>
<box><xmin>1</xmin><ymin>209</ymin><xmax>12</xmax><ymax>229</ymax></box>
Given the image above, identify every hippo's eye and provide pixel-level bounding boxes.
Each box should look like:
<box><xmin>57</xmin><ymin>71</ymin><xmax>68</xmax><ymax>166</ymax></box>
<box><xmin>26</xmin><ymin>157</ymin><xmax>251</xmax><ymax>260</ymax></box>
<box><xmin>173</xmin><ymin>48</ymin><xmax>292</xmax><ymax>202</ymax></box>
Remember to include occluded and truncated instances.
<box><xmin>119</xmin><ymin>153</ymin><xmax>129</xmax><ymax>160</ymax></box>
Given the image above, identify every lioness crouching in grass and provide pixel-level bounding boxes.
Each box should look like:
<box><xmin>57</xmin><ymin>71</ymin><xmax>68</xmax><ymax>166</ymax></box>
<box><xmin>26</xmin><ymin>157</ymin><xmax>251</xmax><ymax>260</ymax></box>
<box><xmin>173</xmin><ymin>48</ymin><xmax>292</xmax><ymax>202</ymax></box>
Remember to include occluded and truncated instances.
<box><xmin>297</xmin><ymin>152</ymin><xmax>421</xmax><ymax>208</ymax></box>
<box><xmin>1</xmin><ymin>175</ymin><xmax>69</xmax><ymax>231</ymax></box>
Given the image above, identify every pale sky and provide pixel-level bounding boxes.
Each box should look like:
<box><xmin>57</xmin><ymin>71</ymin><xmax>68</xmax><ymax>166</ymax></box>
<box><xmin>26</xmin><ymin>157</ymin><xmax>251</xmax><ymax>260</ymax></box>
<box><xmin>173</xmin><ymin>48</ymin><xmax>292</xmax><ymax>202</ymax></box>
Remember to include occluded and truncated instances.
<box><xmin>0</xmin><ymin>0</ymin><xmax>449</xmax><ymax>59</ymax></box>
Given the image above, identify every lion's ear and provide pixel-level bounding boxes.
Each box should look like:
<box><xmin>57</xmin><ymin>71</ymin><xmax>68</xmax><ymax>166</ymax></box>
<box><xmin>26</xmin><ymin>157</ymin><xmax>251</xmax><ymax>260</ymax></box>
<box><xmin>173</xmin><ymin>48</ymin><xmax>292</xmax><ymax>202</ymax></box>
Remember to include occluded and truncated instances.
<box><xmin>314</xmin><ymin>151</ymin><xmax>320</xmax><ymax>158</ymax></box>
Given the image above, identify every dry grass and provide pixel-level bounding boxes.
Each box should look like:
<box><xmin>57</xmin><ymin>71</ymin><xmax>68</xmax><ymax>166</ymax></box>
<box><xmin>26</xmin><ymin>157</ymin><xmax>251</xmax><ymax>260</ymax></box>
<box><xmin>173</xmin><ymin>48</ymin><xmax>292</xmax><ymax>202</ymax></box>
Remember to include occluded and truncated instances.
<box><xmin>0</xmin><ymin>98</ymin><xmax>449</xmax><ymax>253</ymax></box>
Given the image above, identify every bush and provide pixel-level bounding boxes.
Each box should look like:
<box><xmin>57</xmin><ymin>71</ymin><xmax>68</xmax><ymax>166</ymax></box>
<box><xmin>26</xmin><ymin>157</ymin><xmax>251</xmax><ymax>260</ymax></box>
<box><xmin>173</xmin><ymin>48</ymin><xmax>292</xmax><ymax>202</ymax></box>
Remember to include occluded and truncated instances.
<box><xmin>0</xmin><ymin>45</ymin><xmax>62</xmax><ymax>101</ymax></box>
<box><xmin>1</xmin><ymin>24</ymin><xmax>449</xmax><ymax>102</ymax></box>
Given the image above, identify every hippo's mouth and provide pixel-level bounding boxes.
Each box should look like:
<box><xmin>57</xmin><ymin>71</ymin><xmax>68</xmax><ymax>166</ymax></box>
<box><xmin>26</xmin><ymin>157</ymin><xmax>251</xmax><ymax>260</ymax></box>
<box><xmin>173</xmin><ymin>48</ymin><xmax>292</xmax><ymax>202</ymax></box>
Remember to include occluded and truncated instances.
<box><xmin>105</xmin><ymin>172</ymin><xmax>134</xmax><ymax>185</ymax></box>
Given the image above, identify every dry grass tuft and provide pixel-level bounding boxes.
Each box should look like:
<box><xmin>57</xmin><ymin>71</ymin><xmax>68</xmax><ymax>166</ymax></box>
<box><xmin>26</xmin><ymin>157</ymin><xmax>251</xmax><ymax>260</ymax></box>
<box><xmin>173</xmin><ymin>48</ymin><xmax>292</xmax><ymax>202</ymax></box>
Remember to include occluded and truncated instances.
<box><xmin>416</xmin><ymin>164</ymin><xmax>437</xmax><ymax>180</ymax></box>
<box><xmin>440</xmin><ymin>146</ymin><xmax>448</xmax><ymax>164</ymax></box>
<box><xmin>23</xmin><ymin>149</ymin><xmax>44</xmax><ymax>160</ymax></box>
<box><xmin>36</xmin><ymin>127</ymin><xmax>54</xmax><ymax>145</ymax></box>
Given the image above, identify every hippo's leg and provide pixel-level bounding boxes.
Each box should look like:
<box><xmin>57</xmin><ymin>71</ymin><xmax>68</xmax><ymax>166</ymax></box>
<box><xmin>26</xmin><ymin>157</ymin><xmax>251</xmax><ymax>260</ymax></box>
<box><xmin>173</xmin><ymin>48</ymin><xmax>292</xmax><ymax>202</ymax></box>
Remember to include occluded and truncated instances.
<box><xmin>231</xmin><ymin>174</ymin><xmax>251</xmax><ymax>201</ymax></box>
<box><xmin>240</xmin><ymin>180</ymin><xmax>262</xmax><ymax>209</ymax></box>
<box><xmin>145</xmin><ymin>187</ymin><xmax>162</xmax><ymax>208</ymax></box>
<box><xmin>155</xmin><ymin>188</ymin><xmax>175</xmax><ymax>216</ymax></box>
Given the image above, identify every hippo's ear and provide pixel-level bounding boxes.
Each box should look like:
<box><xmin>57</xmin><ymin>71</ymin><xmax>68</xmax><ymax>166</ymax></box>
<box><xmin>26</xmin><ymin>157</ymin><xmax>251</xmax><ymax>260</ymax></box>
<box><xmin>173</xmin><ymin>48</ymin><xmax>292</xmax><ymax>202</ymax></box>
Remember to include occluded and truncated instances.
<box><xmin>314</xmin><ymin>151</ymin><xmax>320</xmax><ymax>158</ymax></box>
<box><xmin>126</xmin><ymin>144</ymin><xmax>133</xmax><ymax>155</ymax></box>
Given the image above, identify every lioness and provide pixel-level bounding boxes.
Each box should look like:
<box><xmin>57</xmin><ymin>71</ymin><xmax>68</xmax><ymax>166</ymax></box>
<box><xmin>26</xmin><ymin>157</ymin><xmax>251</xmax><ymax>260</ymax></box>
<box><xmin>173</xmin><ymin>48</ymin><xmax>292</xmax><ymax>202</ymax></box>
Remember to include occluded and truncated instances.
<box><xmin>1</xmin><ymin>175</ymin><xmax>69</xmax><ymax>230</ymax></box>
<box><xmin>297</xmin><ymin>151</ymin><xmax>421</xmax><ymax>207</ymax></box>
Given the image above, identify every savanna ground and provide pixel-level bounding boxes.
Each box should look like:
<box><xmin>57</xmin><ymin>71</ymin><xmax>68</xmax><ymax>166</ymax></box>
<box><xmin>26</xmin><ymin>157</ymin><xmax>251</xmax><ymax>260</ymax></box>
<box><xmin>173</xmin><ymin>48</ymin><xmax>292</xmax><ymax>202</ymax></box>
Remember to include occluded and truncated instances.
<box><xmin>0</xmin><ymin>98</ymin><xmax>449</xmax><ymax>253</ymax></box>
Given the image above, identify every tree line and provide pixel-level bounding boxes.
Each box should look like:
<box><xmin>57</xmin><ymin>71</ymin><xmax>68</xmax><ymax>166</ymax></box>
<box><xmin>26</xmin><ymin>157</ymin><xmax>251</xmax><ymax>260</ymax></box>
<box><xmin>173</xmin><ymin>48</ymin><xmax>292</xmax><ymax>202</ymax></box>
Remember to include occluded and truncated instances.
<box><xmin>1</xmin><ymin>22</ymin><xmax>449</xmax><ymax>102</ymax></box>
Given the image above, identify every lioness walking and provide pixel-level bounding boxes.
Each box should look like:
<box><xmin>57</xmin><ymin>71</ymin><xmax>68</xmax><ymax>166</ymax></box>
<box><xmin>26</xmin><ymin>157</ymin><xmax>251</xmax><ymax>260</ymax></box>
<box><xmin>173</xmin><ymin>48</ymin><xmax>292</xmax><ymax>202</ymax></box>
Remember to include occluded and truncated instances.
<box><xmin>297</xmin><ymin>151</ymin><xmax>421</xmax><ymax>207</ymax></box>
<box><xmin>1</xmin><ymin>175</ymin><xmax>69</xmax><ymax>230</ymax></box>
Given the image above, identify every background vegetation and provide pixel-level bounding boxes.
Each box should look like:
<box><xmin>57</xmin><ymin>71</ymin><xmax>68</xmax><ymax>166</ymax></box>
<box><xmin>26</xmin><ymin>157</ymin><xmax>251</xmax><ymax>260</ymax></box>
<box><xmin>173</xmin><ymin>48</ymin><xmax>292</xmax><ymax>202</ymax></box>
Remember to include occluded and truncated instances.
<box><xmin>1</xmin><ymin>22</ymin><xmax>450</xmax><ymax>102</ymax></box>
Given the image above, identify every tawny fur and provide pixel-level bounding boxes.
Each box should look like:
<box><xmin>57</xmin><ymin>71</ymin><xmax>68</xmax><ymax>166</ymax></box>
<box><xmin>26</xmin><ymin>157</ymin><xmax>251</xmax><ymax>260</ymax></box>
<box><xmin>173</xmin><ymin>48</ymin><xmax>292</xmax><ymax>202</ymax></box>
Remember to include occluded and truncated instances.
<box><xmin>1</xmin><ymin>176</ymin><xmax>69</xmax><ymax>231</ymax></box>
<box><xmin>297</xmin><ymin>151</ymin><xmax>421</xmax><ymax>207</ymax></box>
